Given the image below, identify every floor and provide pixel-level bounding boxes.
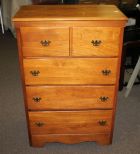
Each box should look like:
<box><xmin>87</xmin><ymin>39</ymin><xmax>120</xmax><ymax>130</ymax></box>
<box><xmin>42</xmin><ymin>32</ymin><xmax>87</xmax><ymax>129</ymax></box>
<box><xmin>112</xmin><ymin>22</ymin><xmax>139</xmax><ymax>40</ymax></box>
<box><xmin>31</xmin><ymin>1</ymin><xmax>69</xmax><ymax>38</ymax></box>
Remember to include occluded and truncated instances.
<box><xmin>0</xmin><ymin>31</ymin><xmax>140</xmax><ymax>154</ymax></box>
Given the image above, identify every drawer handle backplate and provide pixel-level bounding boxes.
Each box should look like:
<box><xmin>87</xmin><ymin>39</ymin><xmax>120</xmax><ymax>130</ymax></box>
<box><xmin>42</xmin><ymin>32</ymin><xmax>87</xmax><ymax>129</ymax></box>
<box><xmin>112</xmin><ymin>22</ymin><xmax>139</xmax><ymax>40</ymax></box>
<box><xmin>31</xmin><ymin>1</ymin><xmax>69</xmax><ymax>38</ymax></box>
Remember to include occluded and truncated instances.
<box><xmin>99</xmin><ymin>96</ymin><xmax>109</xmax><ymax>102</ymax></box>
<box><xmin>35</xmin><ymin>122</ymin><xmax>45</xmax><ymax>127</ymax></box>
<box><xmin>91</xmin><ymin>40</ymin><xmax>102</xmax><ymax>46</ymax></box>
<box><xmin>33</xmin><ymin>97</ymin><xmax>42</xmax><ymax>103</ymax></box>
<box><xmin>40</xmin><ymin>40</ymin><xmax>51</xmax><ymax>46</ymax></box>
<box><xmin>102</xmin><ymin>70</ymin><xmax>111</xmax><ymax>76</ymax></box>
<box><xmin>99</xmin><ymin>120</ymin><xmax>107</xmax><ymax>126</ymax></box>
<box><xmin>30</xmin><ymin>70</ymin><xmax>40</xmax><ymax>76</ymax></box>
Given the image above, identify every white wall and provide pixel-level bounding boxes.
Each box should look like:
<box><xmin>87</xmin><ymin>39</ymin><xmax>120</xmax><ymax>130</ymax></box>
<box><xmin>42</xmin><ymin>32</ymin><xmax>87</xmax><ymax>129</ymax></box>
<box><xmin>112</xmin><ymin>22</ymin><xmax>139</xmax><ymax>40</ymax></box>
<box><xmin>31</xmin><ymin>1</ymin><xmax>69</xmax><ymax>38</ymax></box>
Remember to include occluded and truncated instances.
<box><xmin>1</xmin><ymin>0</ymin><xmax>31</xmax><ymax>35</ymax></box>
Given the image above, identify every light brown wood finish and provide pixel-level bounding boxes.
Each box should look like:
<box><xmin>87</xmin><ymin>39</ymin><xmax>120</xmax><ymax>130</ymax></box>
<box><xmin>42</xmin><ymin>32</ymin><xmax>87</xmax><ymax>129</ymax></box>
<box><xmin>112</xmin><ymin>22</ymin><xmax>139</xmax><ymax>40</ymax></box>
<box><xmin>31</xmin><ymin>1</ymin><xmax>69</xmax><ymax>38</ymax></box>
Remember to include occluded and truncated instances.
<box><xmin>109</xmin><ymin>28</ymin><xmax>125</xmax><ymax>143</ymax></box>
<box><xmin>13</xmin><ymin>5</ymin><xmax>127</xmax><ymax>147</ymax></box>
<box><xmin>15</xmin><ymin>28</ymin><xmax>32</xmax><ymax>145</ymax></box>
<box><xmin>31</xmin><ymin>134</ymin><xmax>111</xmax><ymax>147</ymax></box>
<box><xmin>29</xmin><ymin>110</ymin><xmax>112</xmax><ymax>134</ymax></box>
<box><xmin>20</xmin><ymin>27</ymin><xmax>69</xmax><ymax>57</ymax></box>
<box><xmin>72</xmin><ymin>27</ymin><xmax>120</xmax><ymax>57</ymax></box>
<box><xmin>14</xmin><ymin>21</ymin><xmax>127</xmax><ymax>29</ymax></box>
<box><xmin>26</xmin><ymin>86</ymin><xmax>115</xmax><ymax>110</ymax></box>
<box><xmin>13</xmin><ymin>5</ymin><xmax>127</xmax><ymax>21</ymax></box>
<box><xmin>23</xmin><ymin>58</ymin><xmax>118</xmax><ymax>85</ymax></box>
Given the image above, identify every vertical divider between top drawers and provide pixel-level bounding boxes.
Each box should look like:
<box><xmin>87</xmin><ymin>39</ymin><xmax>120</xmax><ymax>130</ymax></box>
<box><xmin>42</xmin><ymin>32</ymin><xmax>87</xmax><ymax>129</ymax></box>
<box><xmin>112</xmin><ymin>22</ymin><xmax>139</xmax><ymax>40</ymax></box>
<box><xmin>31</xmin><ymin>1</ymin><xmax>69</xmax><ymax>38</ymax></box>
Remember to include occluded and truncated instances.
<box><xmin>69</xmin><ymin>27</ymin><xmax>73</xmax><ymax>56</ymax></box>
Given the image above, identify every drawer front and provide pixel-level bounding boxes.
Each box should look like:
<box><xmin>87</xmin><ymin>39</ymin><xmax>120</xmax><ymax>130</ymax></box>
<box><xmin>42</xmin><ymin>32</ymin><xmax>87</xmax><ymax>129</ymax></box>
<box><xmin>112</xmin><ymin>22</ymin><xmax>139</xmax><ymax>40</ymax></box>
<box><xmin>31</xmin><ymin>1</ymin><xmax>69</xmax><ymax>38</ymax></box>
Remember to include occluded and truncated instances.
<box><xmin>23</xmin><ymin>58</ymin><xmax>118</xmax><ymax>85</ymax></box>
<box><xmin>29</xmin><ymin>110</ymin><xmax>112</xmax><ymax>135</ymax></box>
<box><xmin>72</xmin><ymin>27</ymin><xmax>121</xmax><ymax>56</ymax></box>
<box><xmin>20</xmin><ymin>27</ymin><xmax>69</xmax><ymax>56</ymax></box>
<box><xmin>26</xmin><ymin>86</ymin><xmax>115</xmax><ymax>110</ymax></box>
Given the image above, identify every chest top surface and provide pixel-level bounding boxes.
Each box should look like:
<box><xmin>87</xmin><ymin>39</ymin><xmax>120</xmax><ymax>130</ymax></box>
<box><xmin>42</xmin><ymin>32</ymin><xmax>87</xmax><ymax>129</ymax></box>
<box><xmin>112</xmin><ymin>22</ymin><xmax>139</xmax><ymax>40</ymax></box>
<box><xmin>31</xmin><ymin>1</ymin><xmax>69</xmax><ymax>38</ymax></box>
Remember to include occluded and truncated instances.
<box><xmin>13</xmin><ymin>5</ymin><xmax>127</xmax><ymax>22</ymax></box>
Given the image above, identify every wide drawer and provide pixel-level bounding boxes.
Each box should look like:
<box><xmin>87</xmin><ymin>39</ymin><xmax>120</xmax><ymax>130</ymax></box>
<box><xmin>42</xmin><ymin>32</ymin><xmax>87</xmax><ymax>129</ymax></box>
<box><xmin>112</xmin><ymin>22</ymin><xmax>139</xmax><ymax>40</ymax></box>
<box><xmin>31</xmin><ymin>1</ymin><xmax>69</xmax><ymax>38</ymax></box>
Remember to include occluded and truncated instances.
<box><xmin>20</xmin><ymin>27</ymin><xmax>69</xmax><ymax>56</ymax></box>
<box><xmin>72</xmin><ymin>27</ymin><xmax>121</xmax><ymax>57</ymax></box>
<box><xmin>26</xmin><ymin>86</ymin><xmax>115</xmax><ymax>110</ymax></box>
<box><xmin>23</xmin><ymin>58</ymin><xmax>118</xmax><ymax>85</ymax></box>
<box><xmin>29</xmin><ymin>110</ymin><xmax>112</xmax><ymax>135</ymax></box>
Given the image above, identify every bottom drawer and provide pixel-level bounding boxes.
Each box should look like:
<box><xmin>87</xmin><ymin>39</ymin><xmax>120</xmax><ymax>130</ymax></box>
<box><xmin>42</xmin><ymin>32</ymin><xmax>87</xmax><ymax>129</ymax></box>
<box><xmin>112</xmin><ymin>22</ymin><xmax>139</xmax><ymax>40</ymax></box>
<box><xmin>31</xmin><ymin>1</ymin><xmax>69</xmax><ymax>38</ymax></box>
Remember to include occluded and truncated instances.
<box><xmin>29</xmin><ymin>110</ymin><xmax>112</xmax><ymax>135</ymax></box>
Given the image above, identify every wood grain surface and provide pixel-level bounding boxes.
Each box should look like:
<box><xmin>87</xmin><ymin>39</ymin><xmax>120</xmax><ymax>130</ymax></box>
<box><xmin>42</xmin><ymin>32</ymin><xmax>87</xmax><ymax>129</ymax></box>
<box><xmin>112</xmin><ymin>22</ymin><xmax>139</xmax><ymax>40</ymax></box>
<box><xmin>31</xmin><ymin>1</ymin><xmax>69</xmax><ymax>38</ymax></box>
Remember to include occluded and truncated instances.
<box><xmin>13</xmin><ymin>5</ymin><xmax>127</xmax><ymax>21</ymax></box>
<box><xmin>23</xmin><ymin>58</ymin><xmax>118</xmax><ymax>85</ymax></box>
<box><xmin>72</xmin><ymin>27</ymin><xmax>121</xmax><ymax>56</ymax></box>
<box><xmin>26</xmin><ymin>85</ymin><xmax>115</xmax><ymax>110</ymax></box>
<box><xmin>13</xmin><ymin>4</ymin><xmax>127</xmax><ymax>147</ymax></box>
<box><xmin>20</xmin><ymin>27</ymin><xmax>69</xmax><ymax>56</ymax></box>
<box><xmin>31</xmin><ymin>133</ymin><xmax>111</xmax><ymax>147</ymax></box>
<box><xmin>29</xmin><ymin>110</ymin><xmax>112</xmax><ymax>134</ymax></box>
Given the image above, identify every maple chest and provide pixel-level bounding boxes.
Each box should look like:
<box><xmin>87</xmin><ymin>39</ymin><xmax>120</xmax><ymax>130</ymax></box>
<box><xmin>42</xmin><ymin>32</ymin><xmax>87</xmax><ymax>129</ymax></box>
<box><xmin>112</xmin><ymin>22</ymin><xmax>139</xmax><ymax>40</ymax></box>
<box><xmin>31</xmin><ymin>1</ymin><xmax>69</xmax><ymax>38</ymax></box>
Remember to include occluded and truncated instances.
<box><xmin>13</xmin><ymin>5</ymin><xmax>127</xmax><ymax>147</ymax></box>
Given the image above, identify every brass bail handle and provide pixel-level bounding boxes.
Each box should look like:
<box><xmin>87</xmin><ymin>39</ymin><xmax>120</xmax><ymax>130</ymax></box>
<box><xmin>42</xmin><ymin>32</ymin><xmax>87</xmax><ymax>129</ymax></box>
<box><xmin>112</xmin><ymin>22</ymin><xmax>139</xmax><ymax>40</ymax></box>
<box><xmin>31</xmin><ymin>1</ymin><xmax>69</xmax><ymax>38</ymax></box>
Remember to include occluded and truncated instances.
<box><xmin>102</xmin><ymin>69</ymin><xmax>111</xmax><ymax>76</ymax></box>
<box><xmin>40</xmin><ymin>40</ymin><xmax>51</xmax><ymax>46</ymax></box>
<box><xmin>33</xmin><ymin>97</ymin><xmax>42</xmax><ymax>103</ymax></box>
<box><xmin>35</xmin><ymin>122</ymin><xmax>45</xmax><ymax>127</ymax></box>
<box><xmin>30</xmin><ymin>70</ymin><xmax>40</xmax><ymax>76</ymax></box>
<box><xmin>91</xmin><ymin>40</ymin><xmax>102</xmax><ymax>46</ymax></box>
<box><xmin>99</xmin><ymin>96</ymin><xmax>109</xmax><ymax>102</ymax></box>
<box><xmin>99</xmin><ymin>120</ymin><xmax>107</xmax><ymax>126</ymax></box>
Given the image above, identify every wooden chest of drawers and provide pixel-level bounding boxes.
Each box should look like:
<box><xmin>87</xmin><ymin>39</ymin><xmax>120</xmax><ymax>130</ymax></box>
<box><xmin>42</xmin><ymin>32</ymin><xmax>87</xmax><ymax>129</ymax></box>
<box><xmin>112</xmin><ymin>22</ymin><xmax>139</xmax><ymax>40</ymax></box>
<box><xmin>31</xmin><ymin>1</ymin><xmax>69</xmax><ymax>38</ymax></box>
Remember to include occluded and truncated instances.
<box><xmin>13</xmin><ymin>5</ymin><xmax>127</xmax><ymax>147</ymax></box>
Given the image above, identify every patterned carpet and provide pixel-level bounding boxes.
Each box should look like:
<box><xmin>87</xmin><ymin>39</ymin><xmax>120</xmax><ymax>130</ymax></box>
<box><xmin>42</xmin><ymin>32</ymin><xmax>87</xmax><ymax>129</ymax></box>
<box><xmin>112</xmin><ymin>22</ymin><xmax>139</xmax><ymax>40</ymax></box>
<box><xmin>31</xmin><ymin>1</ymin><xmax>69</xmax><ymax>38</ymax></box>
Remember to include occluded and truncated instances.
<box><xmin>0</xmin><ymin>31</ymin><xmax>140</xmax><ymax>154</ymax></box>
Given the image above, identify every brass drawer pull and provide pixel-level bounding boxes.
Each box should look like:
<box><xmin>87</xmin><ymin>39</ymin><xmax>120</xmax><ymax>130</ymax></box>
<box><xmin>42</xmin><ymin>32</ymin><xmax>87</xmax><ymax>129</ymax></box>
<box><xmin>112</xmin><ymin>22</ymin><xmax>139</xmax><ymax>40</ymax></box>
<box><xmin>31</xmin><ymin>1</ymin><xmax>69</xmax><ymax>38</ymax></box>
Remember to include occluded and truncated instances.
<box><xmin>98</xmin><ymin>120</ymin><xmax>107</xmax><ymax>126</ymax></box>
<box><xmin>102</xmin><ymin>69</ymin><xmax>111</xmax><ymax>76</ymax></box>
<box><xmin>33</xmin><ymin>97</ymin><xmax>42</xmax><ymax>103</ymax></box>
<box><xmin>99</xmin><ymin>96</ymin><xmax>109</xmax><ymax>102</ymax></box>
<box><xmin>40</xmin><ymin>40</ymin><xmax>51</xmax><ymax>46</ymax></box>
<box><xmin>30</xmin><ymin>70</ymin><xmax>40</xmax><ymax>76</ymax></box>
<box><xmin>91</xmin><ymin>40</ymin><xmax>102</xmax><ymax>46</ymax></box>
<box><xmin>35</xmin><ymin>122</ymin><xmax>45</xmax><ymax>127</ymax></box>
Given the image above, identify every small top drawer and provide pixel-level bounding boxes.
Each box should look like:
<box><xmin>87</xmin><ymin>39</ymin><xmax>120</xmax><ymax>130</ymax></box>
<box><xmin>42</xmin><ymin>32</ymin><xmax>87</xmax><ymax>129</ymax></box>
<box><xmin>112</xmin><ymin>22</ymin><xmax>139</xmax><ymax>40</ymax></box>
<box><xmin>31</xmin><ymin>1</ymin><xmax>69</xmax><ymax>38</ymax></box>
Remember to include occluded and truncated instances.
<box><xmin>72</xmin><ymin>27</ymin><xmax>121</xmax><ymax>57</ymax></box>
<box><xmin>20</xmin><ymin>27</ymin><xmax>69</xmax><ymax>57</ymax></box>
